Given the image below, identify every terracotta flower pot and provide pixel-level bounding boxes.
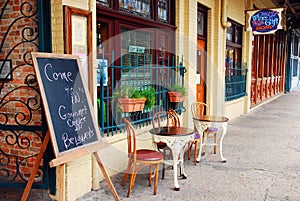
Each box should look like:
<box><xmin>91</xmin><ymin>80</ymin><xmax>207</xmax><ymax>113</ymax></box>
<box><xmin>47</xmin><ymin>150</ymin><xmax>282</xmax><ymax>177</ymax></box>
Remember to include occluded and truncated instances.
<box><xmin>168</xmin><ymin>92</ymin><xmax>185</xmax><ymax>102</ymax></box>
<box><xmin>118</xmin><ymin>98</ymin><xmax>146</xmax><ymax>112</ymax></box>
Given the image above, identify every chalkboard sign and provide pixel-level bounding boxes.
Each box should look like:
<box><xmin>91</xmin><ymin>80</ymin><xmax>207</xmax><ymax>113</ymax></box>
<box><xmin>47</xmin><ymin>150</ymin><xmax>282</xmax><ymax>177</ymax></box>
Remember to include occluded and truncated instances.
<box><xmin>31</xmin><ymin>52</ymin><xmax>106</xmax><ymax>162</ymax></box>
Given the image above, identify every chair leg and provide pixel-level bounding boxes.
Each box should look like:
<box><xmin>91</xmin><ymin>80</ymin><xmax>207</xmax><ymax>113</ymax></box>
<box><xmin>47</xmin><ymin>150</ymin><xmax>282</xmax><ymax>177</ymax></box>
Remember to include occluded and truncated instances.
<box><xmin>161</xmin><ymin>148</ymin><xmax>166</xmax><ymax>179</ymax></box>
<box><xmin>122</xmin><ymin>160</ymin><xmax>132</xmax><ymax>186</ymax></box>
<box><xmin>153</xmin><ymin>163</ymin><xmax>160</xmax><ymax>195</ymax></box>
<box><xmin>148</xmin><ymin>166</ymin><xmax>152</xmax><ymax>187</ymax></box>
<box><xmin>187</xmin><ymin>142</ymin><xmax>191</xmax><ymax>160</ymax></box>
<box><xmin>213</xmin><ymin>133</ymin><xmax>217</xmax><ymax>154</ymax></box>
<box><xmin>127</xmin><ymin>164</ymin><xmax>136</xmax><ymax>198</ymax></box>
<box><xmin>194</xmin><ymin>140</ymin><xmax>198</xmax><ymax>165</ymax></box>
<box><xmin>202</xmin><ymin>134</ymin><xmax>207</xmax><ymax>153</ymax></box>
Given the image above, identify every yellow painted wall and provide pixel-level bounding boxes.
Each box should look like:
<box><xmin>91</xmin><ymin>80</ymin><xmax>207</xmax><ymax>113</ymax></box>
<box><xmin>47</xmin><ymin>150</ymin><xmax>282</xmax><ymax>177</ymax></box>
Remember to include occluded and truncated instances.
<box><xmin>49</xmin><ymin>0</ymin><xmax>278</xmax><ymax>200</ymax></box>
<box><xmin>50</xmin><ymin>1</ymin><xmax>97</xmax><ymax>200</ymax></box>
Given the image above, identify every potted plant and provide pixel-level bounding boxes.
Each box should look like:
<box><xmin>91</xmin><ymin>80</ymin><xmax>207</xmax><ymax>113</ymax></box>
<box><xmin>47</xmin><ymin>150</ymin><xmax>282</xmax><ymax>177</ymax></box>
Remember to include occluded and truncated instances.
<box><xmin>113</xmin><ymin>86</ymin><xmax>155</xmax><ymax>112</ymax></box>
<box><xmin>168</xmin><ymin>84</ymin><xmax>186</xmax><ymax>102</ymax></box>
<box><xmin>140</xmin><ymin>86</ymin><xmax>156</xmax><ymax>110</ymax></box>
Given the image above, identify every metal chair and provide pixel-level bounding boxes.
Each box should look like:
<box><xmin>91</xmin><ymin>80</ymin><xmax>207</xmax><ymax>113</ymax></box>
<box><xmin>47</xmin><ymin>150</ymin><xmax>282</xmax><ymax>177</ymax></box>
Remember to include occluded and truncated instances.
<box><xmin>122</xmin><ymin>118</ymin><xmax>164</xmax><ymax>197</ymax></box>
<box><xmin>151</xmin><ymin>109</ymin><xmax>180</xmax><ymax>179</ymax></box>
<box><xmin>188</xmin><ymin>102</ymin><xmax>218</xmax><ymax>165</ymax></box>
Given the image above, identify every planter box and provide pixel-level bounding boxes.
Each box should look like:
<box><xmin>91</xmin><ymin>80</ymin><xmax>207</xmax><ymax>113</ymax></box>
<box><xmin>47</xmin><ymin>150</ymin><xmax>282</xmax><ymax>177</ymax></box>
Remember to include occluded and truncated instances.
<box><xmin>118</xmin><ymin>98</ymin><xmax>146</xmax><ymax>112</ymax></box>
<box><xmin>168</xmin><ymin>92</ymin><xmax>185</xmax><ymax>102</ymax></box>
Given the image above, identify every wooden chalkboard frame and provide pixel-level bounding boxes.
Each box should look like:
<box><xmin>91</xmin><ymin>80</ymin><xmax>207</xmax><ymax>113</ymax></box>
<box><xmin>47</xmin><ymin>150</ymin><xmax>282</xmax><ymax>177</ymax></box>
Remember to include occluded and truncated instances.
<box><xmin>31</xmin><ymin>52</ymin><xmax>108</xmax><ymax>166</ymax></box>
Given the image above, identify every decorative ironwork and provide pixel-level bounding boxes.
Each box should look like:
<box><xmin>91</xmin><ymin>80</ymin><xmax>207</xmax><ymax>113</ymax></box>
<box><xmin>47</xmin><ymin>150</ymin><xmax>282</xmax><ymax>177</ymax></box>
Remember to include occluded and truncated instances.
<box><xmin>97</xmin><ymin>49</ymin><xmax>186</xmax><ymax>136</ymax></box>
<box><xmin>0</xmin><ymin>1</ymin><xmax>48</xmax><ymax>188</ymax></box>
<box><xmin>225</xmin><ymin>64</ymin><xmax>248</xmax><ymax>101</ymax></box>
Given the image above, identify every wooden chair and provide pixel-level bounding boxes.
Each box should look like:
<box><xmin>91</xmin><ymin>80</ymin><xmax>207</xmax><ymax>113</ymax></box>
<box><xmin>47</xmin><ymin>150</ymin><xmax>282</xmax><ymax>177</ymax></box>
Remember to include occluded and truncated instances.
<box><xmin>122</xmin><ymin>118</ymin><xmax>164</xmax><ymax>197</ymax></box>
<box><xmin>151</xmin><ymin>109</ymin><xmax>180</xmax><ymax>179</ymax></box>
<box><xmin>188</xmin><ymin>102</ymin><xmax>218</xmax><ymax>165</ymax></box>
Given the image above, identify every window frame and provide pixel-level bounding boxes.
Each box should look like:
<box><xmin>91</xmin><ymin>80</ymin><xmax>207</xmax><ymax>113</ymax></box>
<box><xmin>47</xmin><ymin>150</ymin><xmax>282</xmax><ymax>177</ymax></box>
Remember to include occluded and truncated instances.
<box><xmin>225</xmin><ymin>19</ymin><xmax>246</xmax><ymax>101</ymax></box>
<box><xmin>96</xmin><ymin>0</ymin><xmax>175</xmax><ymax>25</ymax></box>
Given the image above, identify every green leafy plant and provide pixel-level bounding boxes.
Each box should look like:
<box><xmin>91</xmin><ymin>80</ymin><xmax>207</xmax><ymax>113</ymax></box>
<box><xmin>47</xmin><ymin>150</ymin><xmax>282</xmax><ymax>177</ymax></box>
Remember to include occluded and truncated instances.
<box><xmin>169</xmin><ymin>84</ymin><xmax>186</xmax><ymax>96</ymax></box>
<box><xmin>112</xmin><ymin>86</ymin><xmax>140</xmax><ymax>99</ymax></box>
<box><xmin>113</xmin><ymin>85</ymin><xmax>156</xmax><ymax>111</ymax></box>
<box><xmin>140</xmin><ymin>86</ymin><xmax>155</xmax><ymax>110</ymax></box>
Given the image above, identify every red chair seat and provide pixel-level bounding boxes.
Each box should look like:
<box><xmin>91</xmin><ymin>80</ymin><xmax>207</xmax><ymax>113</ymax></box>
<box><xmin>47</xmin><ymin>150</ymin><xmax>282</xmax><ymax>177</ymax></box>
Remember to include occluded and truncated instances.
<box><xmin>129</xmin><ymin>149</ymin><xmax>164</xmax><ymax>161</ymax></box>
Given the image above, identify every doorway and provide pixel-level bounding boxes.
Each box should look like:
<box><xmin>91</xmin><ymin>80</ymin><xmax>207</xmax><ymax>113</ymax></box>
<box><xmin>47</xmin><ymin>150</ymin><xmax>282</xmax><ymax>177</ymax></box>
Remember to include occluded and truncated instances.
<box><xmin>196</xmin><ymin>4</ymin><xmax>208</xmax><ymax>103</ymax></box>
<box><xmin>196</xmin><ymin>39</ymin><xmax>206</xmax><ymax>102</ymax></box>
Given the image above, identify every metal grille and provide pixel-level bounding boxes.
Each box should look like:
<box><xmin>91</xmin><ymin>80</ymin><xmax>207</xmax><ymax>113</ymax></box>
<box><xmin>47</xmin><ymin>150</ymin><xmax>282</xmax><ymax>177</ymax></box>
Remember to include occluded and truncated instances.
<box><xmin>225</xmin><ymin>66</ymin><xmax>248</xmax><ymax>101</ymax></box>
<box><xmin>97</xmin><ymin>50</ymin><xmax>186</xmax><ymax>136</ymax></box>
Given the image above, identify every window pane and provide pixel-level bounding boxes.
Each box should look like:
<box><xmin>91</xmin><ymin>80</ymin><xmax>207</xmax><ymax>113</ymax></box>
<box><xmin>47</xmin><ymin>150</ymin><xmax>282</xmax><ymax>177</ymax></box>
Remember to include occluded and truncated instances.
<box><xmin>97</xmin><ymin>0</ymin><xmax>110</xmax><ymax>7</ymax></box>
<box><xmin>226</xmin><ymin>26</ymin><xmax>233</xmax><ymax>41</ymax></box>
<box><xmin>235</xmin><ymin>26</ymin><xmax>242</xmax><ymax>44</ymax></box>
<box><xmin>197</xmin><ymin>11</ymin><xmax>204</xmax><ymax>35</ymax></box>
<box><xmin>120</xmin><ymin>28</ymin><xmax>152</xmax><ymax>66</ymax></box>
<box><xmin>158</xmin><ymin>0</ymin><xmax>168</xmax><ymax>22</ymax></box>
<box><xmin>225</xmin><ymin>49</ymin><xmax>234</xmax><ymax>75</ymax></box>
<box><xmin>96</xmin><ymin>22</ymin><xmax>109</xmax><ymax>58</ymax></box>
<box><xmin>119</xmin><ymin>0</ymin><xmax>151</xmax><ymax>19</ymax></box>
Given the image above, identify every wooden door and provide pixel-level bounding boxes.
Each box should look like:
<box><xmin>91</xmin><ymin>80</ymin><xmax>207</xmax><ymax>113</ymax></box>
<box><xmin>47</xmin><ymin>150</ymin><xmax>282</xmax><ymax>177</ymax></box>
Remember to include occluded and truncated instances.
<box><xmin>196</xmin><ymin>39</ymin><xmax>206</xmax><ymax>103</ymax></box>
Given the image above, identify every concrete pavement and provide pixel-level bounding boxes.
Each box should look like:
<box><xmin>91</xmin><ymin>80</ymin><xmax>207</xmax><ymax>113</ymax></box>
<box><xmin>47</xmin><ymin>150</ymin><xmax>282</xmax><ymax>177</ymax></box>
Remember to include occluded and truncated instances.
<box><xmin>1</xmin><ymin>89</ymin><xmax>300</xmax><ymax>201</ymax></box>
<box><xmin>77</xmin><ymin>89</ymin><xmax>300</xmax><ymax>201</ymax></box>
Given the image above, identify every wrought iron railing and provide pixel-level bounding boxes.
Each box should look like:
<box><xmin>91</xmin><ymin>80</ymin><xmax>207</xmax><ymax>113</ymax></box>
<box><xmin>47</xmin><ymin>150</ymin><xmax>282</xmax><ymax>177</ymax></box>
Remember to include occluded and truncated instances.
<box><xmin>225</xmin><ymin>67</ymin><xmax>248</xmax><ymax>101</ymax></box>
<box><xmin>97</xmin><ymin>51</ymin><xmax>186</xmax><ymax>136</ymax></box>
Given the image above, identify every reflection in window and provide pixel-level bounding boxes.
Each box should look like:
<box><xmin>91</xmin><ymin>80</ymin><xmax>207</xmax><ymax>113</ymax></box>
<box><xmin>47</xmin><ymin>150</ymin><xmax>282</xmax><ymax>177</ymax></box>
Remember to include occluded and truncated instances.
<box><xmin>235</xmin><ymin>27</ymin><xmax>242</xmax><ymax>44</ymax></box>
<box><xmin>197</xmin><ymin>11</ymin><xmax>204</xmax><ymax>35</ymax></box>
<box><xmin>97</xmin><ymin>0</ymin><xmax>110</xmax><ymax>7</ymax></box>
<box><xmin>225</xmin><ymin>49</ymin><xmax>234</xmax><ymax>75</ymax></box>
<box><xmin>120</xmin><ymin>28</ymin><xmax>153</xmax><ymax>86</ymax></box>
<box><xmin>96</xmin><ymin>22</ymin><xmax>109</xmax><ymax>58</ymax></box>
<box><xmin>226</xmin><ymin>26</ymin><xmax>233</xmax><ymax>41</ymax></box>
<box><xmin>158</xmin><ymin>0</ymin><xmax>168</xmax><ymax>22</ymax></box>
<box><xmin>119</xmin><ymin>0</ymin><xmax>151</xmax><ymax>18</ymax></box>
<box><xmin>120</xmin><ymin>28</ymin><xmax>152</xmax><ymax>66</ymax></box>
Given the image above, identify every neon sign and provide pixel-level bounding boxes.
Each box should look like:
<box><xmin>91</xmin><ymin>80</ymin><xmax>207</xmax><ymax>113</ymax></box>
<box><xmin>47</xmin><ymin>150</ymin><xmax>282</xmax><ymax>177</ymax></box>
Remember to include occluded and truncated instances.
<box><xmin>246</xmin><ymin>8</ymin><xmax>284</xmax><ymax>35</ymax></box>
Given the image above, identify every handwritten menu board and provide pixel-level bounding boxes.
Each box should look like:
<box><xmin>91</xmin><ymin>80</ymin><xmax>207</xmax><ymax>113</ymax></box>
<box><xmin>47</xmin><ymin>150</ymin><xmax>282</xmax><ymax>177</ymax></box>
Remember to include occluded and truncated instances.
<box><xmin>31</xmin><ymin>52</ymin><xmax>103</xmax><ymax>160</ymax></box>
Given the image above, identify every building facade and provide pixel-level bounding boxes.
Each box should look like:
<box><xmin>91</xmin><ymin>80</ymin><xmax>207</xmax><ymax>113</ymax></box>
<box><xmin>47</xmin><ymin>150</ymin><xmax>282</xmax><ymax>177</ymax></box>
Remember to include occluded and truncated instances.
<box><xmin>1</xmin><ymin>0</ymin><xmax>298</xmax><ymax>200</ymax></box>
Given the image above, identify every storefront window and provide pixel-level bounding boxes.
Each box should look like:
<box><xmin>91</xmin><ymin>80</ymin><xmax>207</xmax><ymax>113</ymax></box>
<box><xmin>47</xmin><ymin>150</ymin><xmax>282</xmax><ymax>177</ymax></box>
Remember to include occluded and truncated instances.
<box><xmin>96</xmin><ymin>0</ymin><xmax>177</xmax><ymax>135</ymax></box>
<box><xmin>226</xmin><ymin>26</ymin><xmax>233</xmax><ymax>41</ymax></box>
<box><xmin>96</xmin><ymin>22</ymin><xmax>109</xmax><ymax>57</ymax></box>
<box><xmin>97</xmin><ymin>0</ymin><xmax>110</xmax><ymax>7</ymax></box>
<box><xmin>197</xmin><ymin>11</ymin><xmax>204</xmax><ymax>36</ymax></box>
<box><xmin>225</xmin><ymin>19</ymin><xmax>245</xmax><ymax>101</ymax></box>
<box><xmin>120</xmin><ymin>28</ymin><xmax>152</xmax><ymax>66</ymax></box>
<box><xmin>97</xmin><ymin>0</ymin><xmax>173</xmax><ymax>24</ymax></box>
<box><xmin>119</xmin><ymin>0</ymin><xmax>151</xmax><ymax>18</ymax></box>
<box><xmin>158</xmin><ymin>0</ymin><xmax>168</xmax><ymax>22</ymax></box>
<box><xmin>226</xmin><ymin>19</ymin><xmax>242</xmax><ymax>75</ymax></box>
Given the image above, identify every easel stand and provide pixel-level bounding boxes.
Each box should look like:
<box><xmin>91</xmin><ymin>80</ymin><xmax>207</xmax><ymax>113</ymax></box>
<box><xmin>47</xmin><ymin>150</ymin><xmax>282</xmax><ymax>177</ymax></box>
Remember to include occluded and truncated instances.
<box><xmin>93</xmin><ymin>152</ymin><xmax>120</xmax><ymax>201</ymax></box>
<box><xmin>21</xmin><ymin>132</ymin><xmax>120</xmax><ymax>201</ymax></box>
<box><xmin>21</xmin><ymin>131</ymin><xmax>50</xmax><ymax>201</ymax></box>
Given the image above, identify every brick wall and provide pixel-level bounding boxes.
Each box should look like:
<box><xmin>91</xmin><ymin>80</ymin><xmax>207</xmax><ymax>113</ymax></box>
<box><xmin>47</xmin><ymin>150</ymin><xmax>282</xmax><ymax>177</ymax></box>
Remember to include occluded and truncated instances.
<box><xmin>0</xmin><ymin>0</ymin><xmax>43</xmax><ymax>184</ymax></box>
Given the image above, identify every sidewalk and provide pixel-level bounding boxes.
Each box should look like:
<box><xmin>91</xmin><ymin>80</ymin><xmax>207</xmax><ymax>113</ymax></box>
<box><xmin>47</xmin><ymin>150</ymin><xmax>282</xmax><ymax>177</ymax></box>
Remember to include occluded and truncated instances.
<box><xmin>1</xmin><ymin>90</ymin><xmax>300</xmax><ymax>201</ymax></box>
<box><xmin>77</xmin><ymin>89</ymin><xmax>300</xmax><ymax>201</ymax></box>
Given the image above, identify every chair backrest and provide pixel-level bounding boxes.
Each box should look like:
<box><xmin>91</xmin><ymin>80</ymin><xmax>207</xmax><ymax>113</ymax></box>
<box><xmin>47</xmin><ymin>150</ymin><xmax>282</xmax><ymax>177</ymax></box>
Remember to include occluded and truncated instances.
<box><xmin>152</xmin><ymin>109</ymin><xmax>180</xmax><ymax>128</ymax></box>
<box><xmin>191</xmin><ymin>102</ymin><xmax>209</xmax><ymax>118</ymax></box>
<box><xmin>123</xmin><ymin>118</ymin><xmax>136</xmax><ymax>158</ymax></box>
<box><xmin>168</xmin><ymin>109</ymin><xmax>180</xmax><ymax>127</ymax></box>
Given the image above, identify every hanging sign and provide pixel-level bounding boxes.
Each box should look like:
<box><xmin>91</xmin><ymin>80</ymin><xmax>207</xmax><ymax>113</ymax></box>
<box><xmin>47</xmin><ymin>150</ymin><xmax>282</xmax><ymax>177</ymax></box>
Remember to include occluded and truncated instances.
<box><xmin>246</xmin><ymin>8</ymin><xmax>284</xmax><ymax>35</ymax></box>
